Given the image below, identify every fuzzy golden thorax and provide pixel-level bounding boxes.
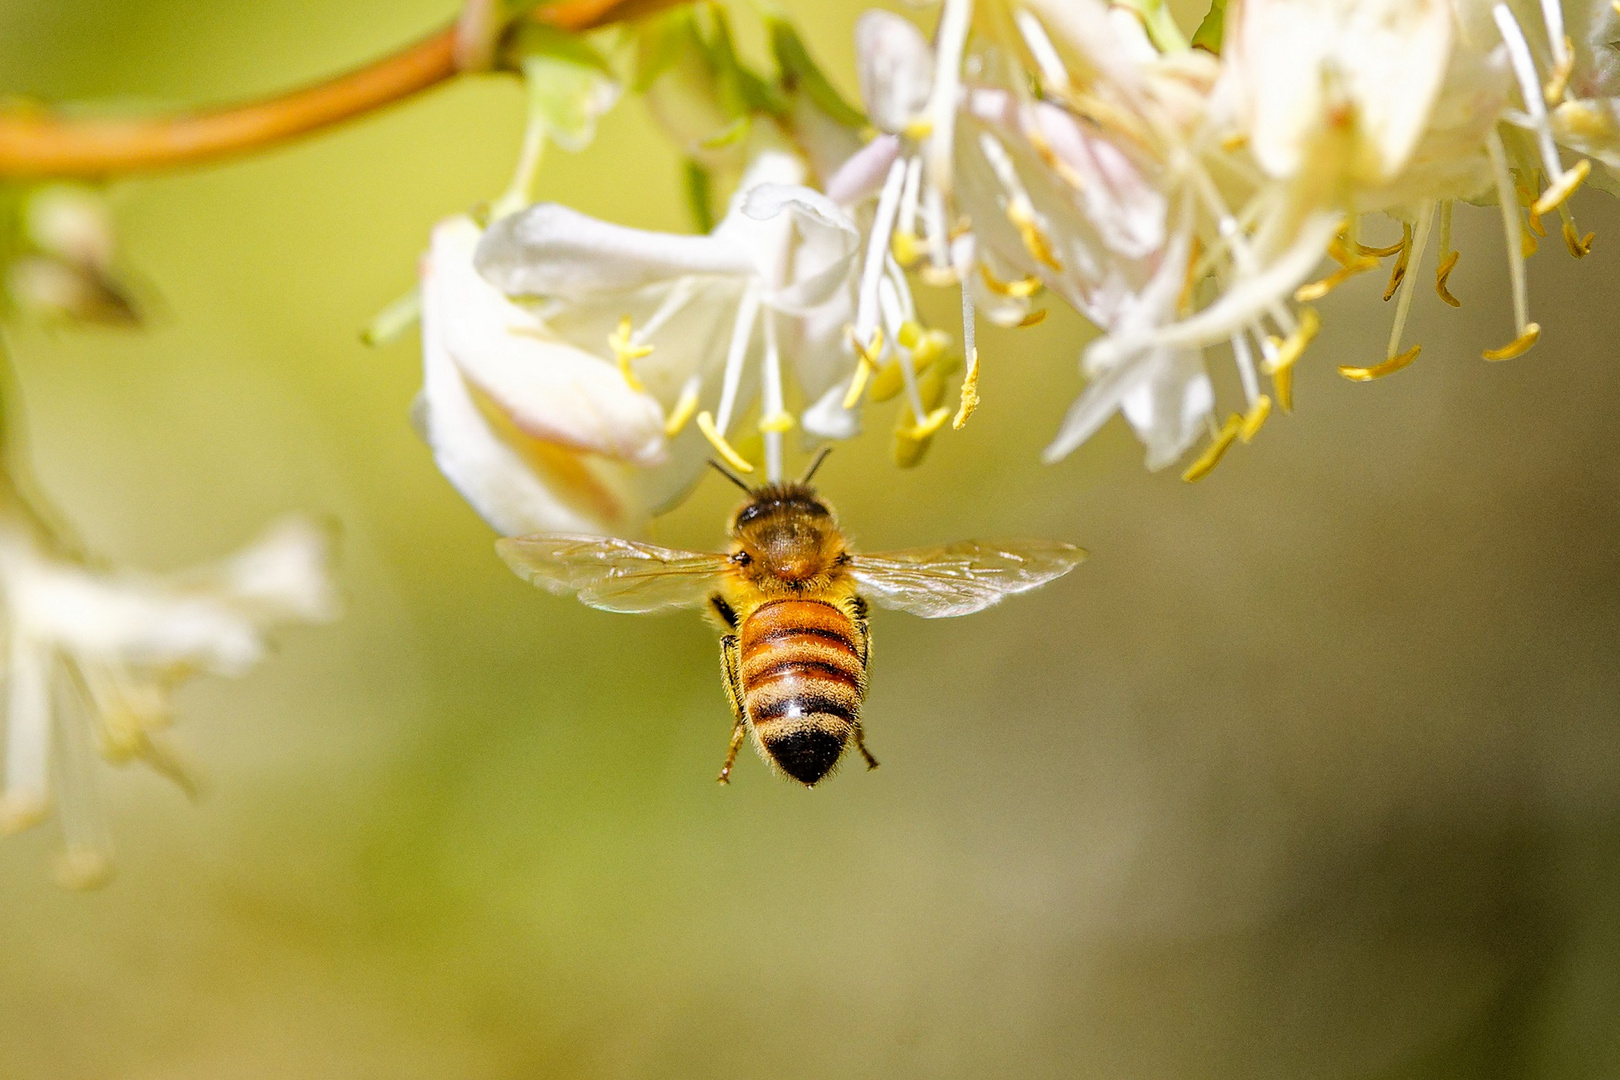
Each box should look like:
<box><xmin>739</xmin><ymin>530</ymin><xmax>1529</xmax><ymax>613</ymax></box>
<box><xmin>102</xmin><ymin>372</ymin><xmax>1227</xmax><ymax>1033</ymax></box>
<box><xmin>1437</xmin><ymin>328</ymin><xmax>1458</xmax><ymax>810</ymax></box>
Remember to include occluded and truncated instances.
<box><xmin>726</xmin><ymin>482</ymin><xmax>851</xmax><ymax>594</ymax></box>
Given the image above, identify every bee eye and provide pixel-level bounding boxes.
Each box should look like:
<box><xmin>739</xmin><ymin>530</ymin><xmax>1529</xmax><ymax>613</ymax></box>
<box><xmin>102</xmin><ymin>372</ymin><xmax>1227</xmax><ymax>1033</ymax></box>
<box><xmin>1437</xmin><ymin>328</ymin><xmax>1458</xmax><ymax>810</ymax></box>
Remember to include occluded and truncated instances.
<box><xmin>732</xmin><ymin>551</ymin><xmax>752</xmax><ymax>566</ymax></box>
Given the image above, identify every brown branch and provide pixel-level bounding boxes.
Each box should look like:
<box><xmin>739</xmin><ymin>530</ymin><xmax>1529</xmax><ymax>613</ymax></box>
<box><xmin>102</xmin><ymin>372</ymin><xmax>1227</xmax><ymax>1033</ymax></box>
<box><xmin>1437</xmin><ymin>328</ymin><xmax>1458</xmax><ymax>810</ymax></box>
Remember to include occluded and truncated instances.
<box><xmin>0</xmin><ymin>0</ymin><xmax>659</xmax><ymax>179</ymax></box>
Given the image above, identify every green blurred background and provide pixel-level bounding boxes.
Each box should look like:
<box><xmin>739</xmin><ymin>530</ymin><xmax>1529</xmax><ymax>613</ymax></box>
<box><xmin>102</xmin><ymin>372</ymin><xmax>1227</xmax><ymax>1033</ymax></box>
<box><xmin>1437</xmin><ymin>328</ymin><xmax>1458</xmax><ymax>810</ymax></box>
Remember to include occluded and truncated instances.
<box><xmin>1</xmin><ymin>1</ymin><xmax>1618</xmax><ymax>1076</ymax></box>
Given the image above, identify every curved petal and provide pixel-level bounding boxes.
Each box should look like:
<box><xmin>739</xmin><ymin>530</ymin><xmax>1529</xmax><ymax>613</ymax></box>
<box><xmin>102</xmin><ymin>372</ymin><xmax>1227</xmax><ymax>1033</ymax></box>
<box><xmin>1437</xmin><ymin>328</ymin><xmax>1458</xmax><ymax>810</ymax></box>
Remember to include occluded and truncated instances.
<box><xmin>474</xmin><ymin>203</ymin><xmax>752</xmax><ymax>301</ymax></box>
<box><xmin>420</xmin><ymin>231</ymin><xmax>647</xmax><ymax>537</ymax></box>
<box><xmin>824</xmin><ymin>134</ymin><xmax>902</xmax><ymax>205</ymax></box>
<box><xmin>739</xmin><ymin>184</ymin><xmax>861</xmax><ymax>310</ymax></box>
<box><xmin>429</xmin><ymin>217</ymin><xmax>667</xmax><ymax>466</ymax></box>
<box><xmin>855</xmin><ymin>10</ymin><xmax>934</xmax><ymax>134</ymax></box>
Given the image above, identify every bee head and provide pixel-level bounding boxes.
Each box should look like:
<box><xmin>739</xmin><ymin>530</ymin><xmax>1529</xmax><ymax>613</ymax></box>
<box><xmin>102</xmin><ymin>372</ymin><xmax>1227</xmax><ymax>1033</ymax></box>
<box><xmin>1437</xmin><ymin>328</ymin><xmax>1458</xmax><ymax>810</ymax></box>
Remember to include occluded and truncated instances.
<box><xmin>728</xmin><ymin>482</ymin><xmax>844</xmax><ymax>584</ymax></box>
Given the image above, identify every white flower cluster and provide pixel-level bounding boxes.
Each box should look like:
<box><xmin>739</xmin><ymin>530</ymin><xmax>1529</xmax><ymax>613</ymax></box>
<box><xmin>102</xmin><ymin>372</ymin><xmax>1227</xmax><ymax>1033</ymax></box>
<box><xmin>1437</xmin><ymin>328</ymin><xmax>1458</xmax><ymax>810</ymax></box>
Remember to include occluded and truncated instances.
<box><xmin>0</xmin><ymin>512</ymin><xmax>337</xmax><ymax>886</ymax></box>
<box><xmin>416</xmin><ymin>0</ymin><xmax>1620</xmax><ymax>533</ymax></box>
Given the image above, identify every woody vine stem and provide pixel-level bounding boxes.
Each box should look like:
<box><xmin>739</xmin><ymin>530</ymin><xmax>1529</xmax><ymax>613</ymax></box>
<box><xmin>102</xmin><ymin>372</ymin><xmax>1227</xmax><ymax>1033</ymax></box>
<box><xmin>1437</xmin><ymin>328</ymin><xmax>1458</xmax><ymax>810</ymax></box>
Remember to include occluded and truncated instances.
<box><xmin>0</xmin><ymin>0</ymin><xmax>664</xmax><ymax>179</ymax></box>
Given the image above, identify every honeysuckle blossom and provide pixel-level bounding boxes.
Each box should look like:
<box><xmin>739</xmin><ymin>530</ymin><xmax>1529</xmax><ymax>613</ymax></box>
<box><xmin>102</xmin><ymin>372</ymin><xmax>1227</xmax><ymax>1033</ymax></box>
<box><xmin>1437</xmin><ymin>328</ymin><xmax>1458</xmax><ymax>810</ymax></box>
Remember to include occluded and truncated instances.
<box><xmin>0</xmin><ymin>515</ymin><xmax>336</xmax><ymax>887</ymax></box>
<box><xmin>472</xmin><ymin>150</ymin><xmax>861</xmax><ymax>488</ymax></box>
<box><xmin>876</xmin><ymin>0</ymin><xmax>1620</xmax><ymax>477</ymax></box>
<box><xmin>418</xmin><ymin>214</ymin><xmax>664</xmax><ymax>536</ymax></box>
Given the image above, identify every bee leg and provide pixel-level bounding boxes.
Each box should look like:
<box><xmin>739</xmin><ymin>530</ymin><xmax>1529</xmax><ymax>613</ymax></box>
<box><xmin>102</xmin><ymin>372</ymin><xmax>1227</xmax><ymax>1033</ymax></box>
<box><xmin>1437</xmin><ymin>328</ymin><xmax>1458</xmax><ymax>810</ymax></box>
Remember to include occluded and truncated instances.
<box><xmin>717</xmin><ymin>634</ymin><xmax>748</xmax><ymax>785</ymax></box>
<box><xmin>709</xmin><ymin>593</ymin><xmax>739</xmax><ymax>630</ymax></box>
<box><xmin>852</xmin><ymin>616</ymin><xmax>879</xmax><ymax>771</ymax></box>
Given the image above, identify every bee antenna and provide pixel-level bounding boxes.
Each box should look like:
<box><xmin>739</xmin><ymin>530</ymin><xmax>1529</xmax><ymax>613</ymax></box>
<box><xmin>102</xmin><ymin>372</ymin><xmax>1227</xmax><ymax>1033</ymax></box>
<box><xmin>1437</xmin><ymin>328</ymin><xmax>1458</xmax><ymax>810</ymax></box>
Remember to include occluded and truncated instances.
<box><xmin>800</xmin><ymin>447</ymin><xmax>832</xmax><ymax>485</ymax></box>
<box><xmin>708</xmin><ymin>459</ymin><xmax>752</xmax><ymax>493</ymax></box>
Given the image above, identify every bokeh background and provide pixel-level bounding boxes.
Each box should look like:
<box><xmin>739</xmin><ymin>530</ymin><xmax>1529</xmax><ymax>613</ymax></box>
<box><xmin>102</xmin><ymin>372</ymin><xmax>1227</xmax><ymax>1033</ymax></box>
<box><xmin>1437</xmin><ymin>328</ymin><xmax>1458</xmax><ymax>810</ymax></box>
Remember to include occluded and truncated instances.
<box><xmin>0</xmin><ymin>1</ymin><xmax>1617</xmax><ymax>1076</ymax></box>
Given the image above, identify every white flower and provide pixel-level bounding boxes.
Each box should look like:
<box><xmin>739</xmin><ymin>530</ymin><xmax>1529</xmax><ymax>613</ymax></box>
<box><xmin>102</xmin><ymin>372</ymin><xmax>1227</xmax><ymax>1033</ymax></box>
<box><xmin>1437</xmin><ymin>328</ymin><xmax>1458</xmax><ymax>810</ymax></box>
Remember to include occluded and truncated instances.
<box><xmin>473</xmin><ymin>150</ymin><xmax>861</xmax><ymax>486</ymax></box>
<box><xmin>0</xmin><ymin>516</ymin><xmax>336</xmax><ymax>887</ymax></box>
<box><xmin>418</xmin><ymin>214</ymin><xmax>665</xmax><ymax>537</ymax></box>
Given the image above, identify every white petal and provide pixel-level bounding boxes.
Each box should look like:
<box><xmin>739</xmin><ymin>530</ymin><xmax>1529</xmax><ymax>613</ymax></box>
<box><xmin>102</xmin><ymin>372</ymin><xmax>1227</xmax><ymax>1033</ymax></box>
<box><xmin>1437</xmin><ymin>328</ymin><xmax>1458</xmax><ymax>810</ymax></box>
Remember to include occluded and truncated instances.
<box><xmin>1042</xmin><ymin>355</ymin><xmax>1153</xmax><ymax>464</ymax></box>
<box><xmin>474</xmin><ymin>204</ymin><xmax>752</xmax><ymax>301</ymax></box>
<box><xmin>1086</xmin><ymin>211</ymin><xmax>1340</xmax><ymax>372</ymax></box>
<box><xmin>213</xmin><ymin>516</ymin><xmax>340</xmax><ymax>624</ymax></box>
<box><xmin>1</xmin><ymin>632</ymin><xmax>52</xmax><ymax>831</ymax></box>
<box><xmin>1119</xmin><ymin>350</ymin><xmax>1215</xmax><ymax>471</ymax></box>
<box><xmin>824</xmin><ymin>134</ymin><xmax>903</xmax><ymax>205</ymax></box>
<box><xmin>1233</xmin><ymin>0</ymin><xmax>1453</xmax><ymax>183</ymax></box>
<box><xmin>429</xmin><ymin>217</ymin><xmax>667</xmax><ymax>466</ymax></box>
<box><xmin>419</xmin><ymin>245</ymin><xmax>646</xmax><ymax>537</ymax></box>
<box><xmin>855</xmin><ymin>10</ymin><xmax>935</xmax><ymax>134</ymax></box>
<box><xmin>801</xmin><ymin>381</ymin><xmax>863</xmax><ymax>440</ymax></box>
<box><xmin>738</xmin><ymin>184</ymin><xmax>861</xmax><ymax>310</ymax></box>
<box><xmin>5</xmin><ymin>555</ymin><xmax>265</xmax><ymax>674</ymax></box>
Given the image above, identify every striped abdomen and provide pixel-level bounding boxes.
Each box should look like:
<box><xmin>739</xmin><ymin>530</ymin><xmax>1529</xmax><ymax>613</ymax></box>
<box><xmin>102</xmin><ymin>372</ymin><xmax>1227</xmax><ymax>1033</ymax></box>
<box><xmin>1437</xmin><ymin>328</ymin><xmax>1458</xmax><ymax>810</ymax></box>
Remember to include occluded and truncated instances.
<box><xmin>738</xmin><ymin>598</ymin><xmax>866</xmax><ymax>786</ymax></box>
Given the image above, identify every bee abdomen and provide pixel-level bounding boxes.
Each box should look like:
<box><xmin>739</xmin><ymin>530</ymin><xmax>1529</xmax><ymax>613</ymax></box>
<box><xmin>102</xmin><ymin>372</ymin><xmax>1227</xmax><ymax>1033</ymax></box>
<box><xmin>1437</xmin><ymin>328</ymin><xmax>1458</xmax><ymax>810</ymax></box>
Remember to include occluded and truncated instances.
<box><xmin>738</xmin><ymin>599</ymin><xmax>865</xmax><ymax>786</ymax></box>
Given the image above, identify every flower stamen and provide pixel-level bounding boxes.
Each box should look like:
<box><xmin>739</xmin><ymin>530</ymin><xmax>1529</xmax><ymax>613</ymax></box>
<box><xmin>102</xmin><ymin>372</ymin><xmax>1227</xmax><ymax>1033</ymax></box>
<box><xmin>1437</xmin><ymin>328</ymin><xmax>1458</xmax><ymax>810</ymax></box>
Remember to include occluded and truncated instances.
<box><xmin>607</xmin><ymin>316</ymin><xmax>653</xmax><ymax>391</ymax></box>
<box><xmin>1483</xmin><ymin>323</ymin><xmax>1541</xmax><ymax>360</ymax></box>
<box><xmin>696</xmin><ymin>411</ymin><xmax>754</xmax><ymax>473</ymax></box>
<box><xmin>1181</xmin><ymin>414</ymin><xmax>1245</xmax><ymax>482</ymax></box>
<box><xmin>979</xmin><ymin>264</ymin><xmax>1042</xmax><ymax>298</ymax></box>
<box><xmin>664</xmin><ymin>376</ymin><xmax>701</xmax><ymax>437</ymax></box>
<box><xmin>1486</xmin><ymin>129</ymin><xmax>1535</xmax><ymax>346</ymax></box>
<box><xmin>953</xmin><ymin>346</ymin><xmax>980</xmax><ymax>429</ymax></box>
<box><xmin>1296</xmin><ymin>256</ymin><xmax>1378</xmax><ymax>302</ymax></box>
<box><xmin>1562</xmin><ymin>219</ymin><xmax>1595</xmax><ymax>258</ymax></box>
<box><xmin>1382</xmin><ymin>223</ymin><xmax>1413</xmax><ymax>302</ymax></box>
<box><xmin>1261</xmin><ymin>307</ymin><xmax>1320</xmax><ymax>375</ymax></box>
<box><xmin>1340</xmin><ymin>345</ymin><xmax>1421</xmax><ymax>382</ymax></box>
<box><xmin>1239</xmin><ymin>396</ymin><xmax>1272</xmax><ymax>443</ymax></box>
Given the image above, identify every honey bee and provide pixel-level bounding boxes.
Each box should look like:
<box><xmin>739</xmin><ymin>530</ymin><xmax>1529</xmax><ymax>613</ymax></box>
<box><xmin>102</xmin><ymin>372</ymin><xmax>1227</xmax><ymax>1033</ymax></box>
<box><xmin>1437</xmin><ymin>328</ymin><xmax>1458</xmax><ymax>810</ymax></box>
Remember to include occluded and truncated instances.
<box><xmin>497</xmin><ymin>454</ymin><xmax>1084</xmax><ymax>787</ymax></box>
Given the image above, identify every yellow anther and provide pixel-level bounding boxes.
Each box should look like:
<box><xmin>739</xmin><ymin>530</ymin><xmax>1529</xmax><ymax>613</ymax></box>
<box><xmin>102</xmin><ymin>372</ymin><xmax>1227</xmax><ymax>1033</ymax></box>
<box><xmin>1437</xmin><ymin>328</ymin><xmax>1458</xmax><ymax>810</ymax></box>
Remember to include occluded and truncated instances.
<box><xmin>892</xmin><ymin>406</ymin><xmax>952</xmax><ymax>468</ymax></box>
<box><xmin>1522</xmin><ymin>225</ymin><xmax>1539</xmax><ymax>258</ymax></box>
<box><xmin>1296</xmin><ymin>256</ymin><xmax>1379</xmax><ymax>302</ymax></box>
<box><xmin>1532</xmin><ymin>159</ymin><xmax>1590</xmax><ymax>218</ymax></box>
<box><xmin>1220</xmin><ymin>131</ymin><xmax>1248</xmax><ymax>152</ymax></box>
<box><xmin>758</xmin><ymin>409</ymin><xmax>796</xmax><ymax>434</ymax></box>
<box><xmin>1382</xmin><ymin>223</ymin><xmax>1413</xmax><ymax>301</ymax></box>
<box><xmin>952</xmin><ymin>348</ymin><xmax>980</xmax><ymax>430</ymax></box>
<box><xmin>608</xmin><ymin>316</ymin><xmax>653</xmax><ymax>391</ymax></box>
<box><xmin>892</xmin><ymin>231</ymin><xmax>922</xmax><ymax>268</ymax></box>
<box><xmin>1339</xmin><ymin>344</ymin><xmax>1421</xmax><ymax>382</ymax></box>
<box><xmin>1018</xmin><ymin>309</ymin><xmax>1048</xmax><ymax>328</ymax></box>
<box><xmin>903</xmin><ymin>117</ymin><xmax>933</xmax><ymax>140</ymax></box>
<box><xmin>868</xmin><ymin>362</ymin><xmax>903</xmax><ymax>403</ymax></box>
<box><xmin>663</xmin><ymin>381</ymin><xmax>700</xmax><ymax>437</ymax></box>
<box><xmin>900</xmin><ymin>321</ymin><xmax>950</xmax><ymax>367</ymax></box>
<box><xmin>1483</xmin><ymin>322</ymin><xmax>1541</xmax><ymax>361</ymax></box>
<box><xmin>695</xmin><ymin>411</ymin><xmax>754</xmax><ymax>473</ymax></box>
<box><xmin>1181</xmin><ymin>413</ymin><xmax>1245</xmax><ymax>483</ymax></box>
<box><xmin>919</xmin><ymin>264</ymin><xmax>959</xmax><ymax>288</ymax></box>
<box><xmin>1007</xmin><ymin>201</ymin><xmax>1064</xmax><ymax>272</ymax></box>
<box><xmin>1546</xmin><ymin>41</ymin><xmax>1574</xmax><ymax>104</ymax></box>
<box><xmin>979</xmin><ymin>264</ymin><xmax>1042</xmax><ymax>298</ymax></box>
<box><xmin>1272</xmin><ymin>363</ymin><xmax>1294</xmax><ymax>413</ymax></box>
<box><xmin>840</xmin><ymin>327</ymin><xmax>884</xmax><ymax>409</ymax></box>
<box><xmin>1356</xmin><ymin>237</ymin><xmax>1406</xmax><ymax>259</ymax></box>
<box><xmin>1262</xmin><ymin>308</ymin><xmax>1320</xmax><ymax>375</ymax></box>
<box><xmin>905</xmin><ymin>405</ymin><xmax>952</xmax><ymax>438</ymax></box>
<box><xmin>1563</xmin><ymin>220</ymin><xmax>1595</xmax><ymax>258</ymax></box>
<box><xmin>1238</xmin><ymin>395</ymin><xmax>1272</xmax><ymax>443</ymax></box>
<box><xmin>1435</xmin><ymin>250</ymin><xmax>1461</xmax><ymax>307</ymax></box>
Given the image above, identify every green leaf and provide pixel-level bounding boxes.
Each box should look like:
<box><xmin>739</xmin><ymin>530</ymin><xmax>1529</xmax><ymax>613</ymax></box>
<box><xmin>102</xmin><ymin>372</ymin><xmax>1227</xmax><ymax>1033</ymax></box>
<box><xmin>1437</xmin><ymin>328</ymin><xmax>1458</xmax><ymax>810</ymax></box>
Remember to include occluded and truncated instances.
<box><xmin>766</xmin><ymin>17</ymin><xmax>865</xmax><ymax>128</ymax></box>
<box><xmin>1115</xmin><ymin>0</ymin><xmax>1189</xmax><ymax>52</ymax></box>
<box><xmin>681</xmin><ymin>159</ymin><xmax>716</xmax><ymax>233</ymax></box>
<box><xmin>1191</xmin><ymin>0</ymin><xmax>1226</xmax><ymax>54</ymax></box>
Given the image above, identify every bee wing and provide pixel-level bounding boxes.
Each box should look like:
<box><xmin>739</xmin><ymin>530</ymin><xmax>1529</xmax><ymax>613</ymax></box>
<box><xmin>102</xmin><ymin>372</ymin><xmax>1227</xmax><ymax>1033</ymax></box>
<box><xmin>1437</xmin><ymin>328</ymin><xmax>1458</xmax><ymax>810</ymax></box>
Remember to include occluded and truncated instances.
<box><xmin>496</xmin><ymin>533</ymin><xmax>732</xmax><ymax>614</ymax></box>
<box><xmin>848</xmin><ymin>540</ymin><xmax>1085</xmax><ymax>618</ymax></box>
